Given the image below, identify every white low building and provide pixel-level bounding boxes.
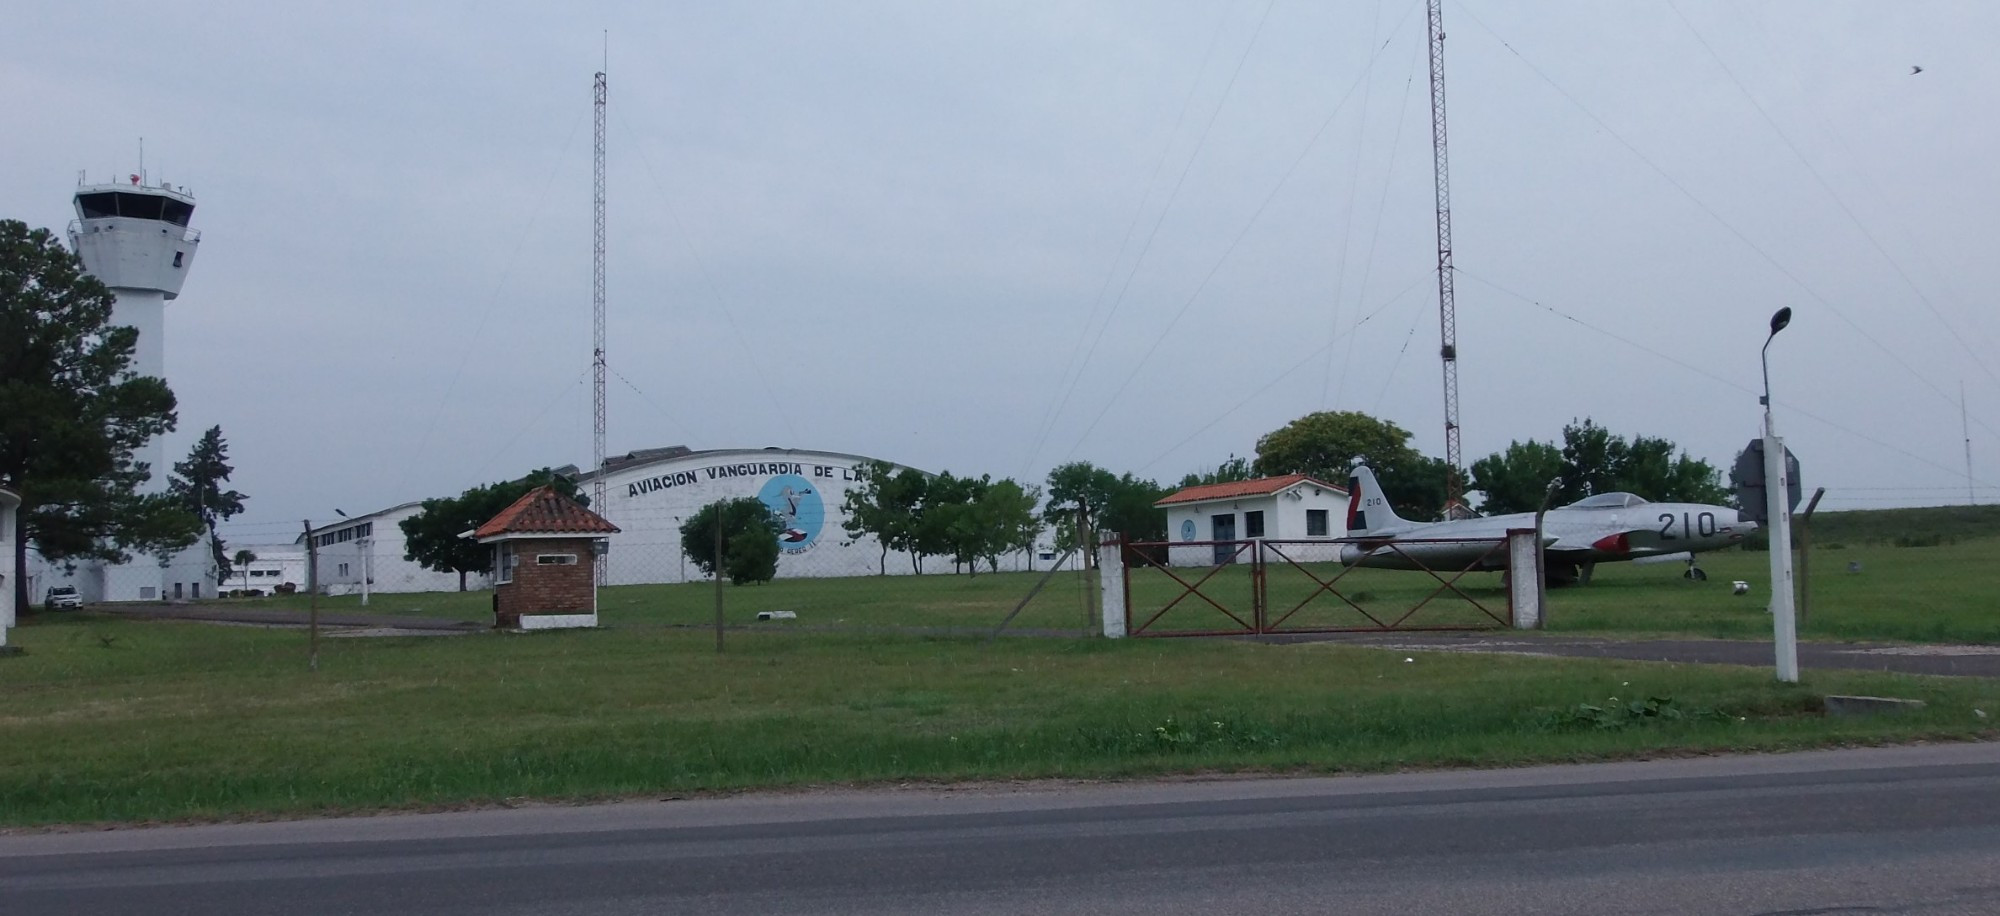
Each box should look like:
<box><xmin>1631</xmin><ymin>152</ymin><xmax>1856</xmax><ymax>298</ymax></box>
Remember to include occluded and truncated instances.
<box><xmin>304</xmin><ymin>504</ymin><xmax>486</xmax><ymax>596</ymax></box>
<box><xmin>1154</xmin><ymin>474</ymin><xmax>1350</xmax><ymax>567</ymax></box>
<box><xmin>217</xmin><ymin>545</ymin><xmax>308</xmax><ymax>595</ymax></box>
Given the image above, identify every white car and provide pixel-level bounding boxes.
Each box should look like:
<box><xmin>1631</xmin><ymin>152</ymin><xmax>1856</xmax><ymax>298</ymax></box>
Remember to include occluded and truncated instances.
<box><xmin>45</xmin><ymin>586</ymin><xmax>82</xmax><ymax>610</ymax></box>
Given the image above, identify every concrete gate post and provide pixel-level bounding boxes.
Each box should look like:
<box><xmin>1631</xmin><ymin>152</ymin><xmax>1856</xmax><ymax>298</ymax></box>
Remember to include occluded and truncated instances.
<box><xmin>1506</xmin><ymin>528</ymin><xmax>1542</xmax><ymax>629</ymax></box>
<box><xmin>1098</xmin><ymin>532</ymin><xmax>1126</xmax><ymax>639</ymax></box>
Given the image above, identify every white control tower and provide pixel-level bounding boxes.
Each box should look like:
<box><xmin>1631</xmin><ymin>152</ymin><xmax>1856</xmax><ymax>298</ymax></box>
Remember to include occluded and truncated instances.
<box><xmin>68</xmin><ymin>174</ymin><xmax>201</xmax><ymax>490</ymax></box>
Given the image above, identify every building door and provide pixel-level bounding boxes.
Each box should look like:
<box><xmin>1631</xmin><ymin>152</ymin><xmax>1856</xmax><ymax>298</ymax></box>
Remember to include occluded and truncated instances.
<box><xmin>1210</xmin><ymin>514</ymin><xmax>1236</xmax><ymax>565</ymax></box>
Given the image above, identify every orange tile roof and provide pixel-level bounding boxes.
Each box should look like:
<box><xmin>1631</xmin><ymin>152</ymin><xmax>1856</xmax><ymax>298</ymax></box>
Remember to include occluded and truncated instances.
<box><xmin>474</xmin><ymin>486</ymin><xmax>621</xmax><ymax>539</ymax></box>
<box><xmin>1154</xmin><ymin>473</ymin><xmax>1345</xmax><ymax>507</ymax></box>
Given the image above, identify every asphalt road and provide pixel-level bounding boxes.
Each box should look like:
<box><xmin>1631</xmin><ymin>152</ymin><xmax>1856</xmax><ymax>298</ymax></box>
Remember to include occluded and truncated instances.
<box><xmin>6</xmin><ymin>743</ymin><xmax>2000</xmax><ymax>915</ymax></box>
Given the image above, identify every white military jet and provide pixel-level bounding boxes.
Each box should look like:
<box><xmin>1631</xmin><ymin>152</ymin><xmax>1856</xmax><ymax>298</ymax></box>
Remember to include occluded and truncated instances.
<box><xmin>1339</xmin><ymin>465</ymin><xmax>1755</xmax><ymax>584</ymax></box>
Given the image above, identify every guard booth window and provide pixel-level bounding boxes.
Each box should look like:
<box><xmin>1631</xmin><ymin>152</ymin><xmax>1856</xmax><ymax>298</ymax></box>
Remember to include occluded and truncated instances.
<box><xmin>1244</xmin><ymin>511</ymin><xmax>1265</xmax><ymax>539</ymax></box>
<box><xmin>1306</xmin><ymin>509</ymin><xmax>1329</xmax><ymax>537</ymax></box>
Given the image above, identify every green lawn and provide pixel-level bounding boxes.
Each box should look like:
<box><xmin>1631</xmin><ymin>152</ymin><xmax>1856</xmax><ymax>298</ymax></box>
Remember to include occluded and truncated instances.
<box><xmin>1545</xmin><ymin>539</ymin><xmax>2000</xmax><ymax>643</ymax></box>
<box><xmin>205</xmin><ymin>536</ymin><xmax>2000</xmax><ymax>644</ymax></box>
<box><xmin>1</xmin><ymin>611</ymin><xmax>1994</xmax><ymax>827</ymax></box>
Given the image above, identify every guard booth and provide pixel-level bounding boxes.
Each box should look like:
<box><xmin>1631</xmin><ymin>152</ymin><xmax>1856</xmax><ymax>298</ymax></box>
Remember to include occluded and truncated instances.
<box><xmin>472</xmin><ymin>486</ymin><xmax>619</xmax><ymax>630</ymax></box>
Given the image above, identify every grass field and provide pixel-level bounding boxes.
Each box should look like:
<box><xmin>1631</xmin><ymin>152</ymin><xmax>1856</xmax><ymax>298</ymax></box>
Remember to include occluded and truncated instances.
<box><xmin>2</xmin><ymin>611</ymin><xmax>1995</xmax><ymax>827</ymax></box>
<box><xmin>219</xmin><ymin>534</ymin><xmax>2000</xmax><ymax>644</ymax></box>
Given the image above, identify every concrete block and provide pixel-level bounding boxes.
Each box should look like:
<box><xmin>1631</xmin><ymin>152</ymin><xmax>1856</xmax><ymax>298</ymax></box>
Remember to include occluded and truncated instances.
<box><xmin>1823</xmin><ymin>695</ymin><xmax>1926</xmax><ymax>716</ymax></box>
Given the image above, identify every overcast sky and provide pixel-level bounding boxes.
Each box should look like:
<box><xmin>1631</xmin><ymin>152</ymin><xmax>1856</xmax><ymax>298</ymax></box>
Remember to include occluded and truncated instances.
<box><xmin>7</xmin><ymin>1</ymin><xmax>1997</xmax><ymax>543</ymax></box>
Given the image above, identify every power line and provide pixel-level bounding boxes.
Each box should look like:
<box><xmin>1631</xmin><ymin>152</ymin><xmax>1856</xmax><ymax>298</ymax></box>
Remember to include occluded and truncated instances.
<box><xmin>1319</xmin><ymin>0</ymin><xmax>1387</xmax><ymax>408</ymax></box>
<box><xmin>1665</xmin><ymin>1</ymin><xmax>2000</xmax><ymax>394</ymax></box>
<box><xmin>608</xmin><ymin>363</ymin><xmax>695</xmax><ymax>441</ymax></box>
<box><xmin>1023</xmin><ymin>0</ymin><xmax>1277</xmax><ymax>473</ymax></box>
<box><xmin>1061</xmin><ymin>0</ymin><xmax>1425</xmax><ymax>461</ymax></box>
<box><xmin>474</xmin><ymin>369</ymin><xmax>590</xmax><ymax>483</ymax></box>
<box><xmin>1134</xmin><ymin>270</ymin><xmax>1433</xmax><ymax>475</ymax></box>
<box><xmin>611</xmin><ymin>111</ymin><xmax>800</xmax><ymax>444</ymax></box>
<box><xmin>1018</xmin><ymin>0</ymin><xmax>1239</xmax><ymax>479</ymax></box>
<box><xmin>392</xmin><ymin>105</ymin><xmax>587</xmax><ymax>499</ymax></box>
<box><xmin>1455</xmin><ymin>268</ymin><xmax>2000</xmax><ymax>489</ymax></box>
<box><xmin>1448</xmin><ymin>3</ymin><xmax>1991</xmax><ymax>439</ymax></box>
<box><xmin>1333</xmin><ymin>33</ymin><xmax>1425</xmax><ymax>409</ymax></box>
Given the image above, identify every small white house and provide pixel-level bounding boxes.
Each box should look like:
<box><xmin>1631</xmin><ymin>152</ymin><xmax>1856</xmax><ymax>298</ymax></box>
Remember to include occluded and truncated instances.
<box><xmin>1154</xmin><ymin>474</ymin><xmax>1350</xmax><ymax>567</ymax></box>
<box><xmin>1</xmin><ymin>486</ymin><xmax>18</xmax><ymax>648</ymax></box>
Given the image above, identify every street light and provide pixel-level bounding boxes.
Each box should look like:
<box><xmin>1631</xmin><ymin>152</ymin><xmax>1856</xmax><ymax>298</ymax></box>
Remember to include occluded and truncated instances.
<box><xmin>1761</xmin><ymin>307</ymin><xmax>1799</xmax><ymax>683</ymax></box>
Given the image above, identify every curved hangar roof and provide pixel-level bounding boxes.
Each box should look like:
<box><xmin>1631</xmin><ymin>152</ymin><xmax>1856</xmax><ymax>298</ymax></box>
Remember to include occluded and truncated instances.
<box><xmin>580</xmin><ymin>446</ymin><xmax>928</xmax><ymax>485</ymax></box>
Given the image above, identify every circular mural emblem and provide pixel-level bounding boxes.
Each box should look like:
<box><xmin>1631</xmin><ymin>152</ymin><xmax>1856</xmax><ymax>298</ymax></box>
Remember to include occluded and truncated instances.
<box><xmin>1180</xmin><ymin>519</ymin><xmax>1197</xmax><ymax>542</ymax></box>
<box><xmin>759</xmin><ymin>474</ymin><xmax>825</xmax><ymax>554</ymax></box>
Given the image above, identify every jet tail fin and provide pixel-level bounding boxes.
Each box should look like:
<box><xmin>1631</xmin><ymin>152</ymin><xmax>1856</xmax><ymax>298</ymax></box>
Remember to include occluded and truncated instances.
<box><xmin>1345</xmin><ymin>465</ymin><xmax>1413</xmax><ymax>536</ymax></box>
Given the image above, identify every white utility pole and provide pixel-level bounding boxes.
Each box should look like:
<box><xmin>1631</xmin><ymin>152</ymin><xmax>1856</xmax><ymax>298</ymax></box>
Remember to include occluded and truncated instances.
<box><xmin>1761</xmin><ymin>308</ymin><xmax>1798</xmax><ymax>683</ymax></box>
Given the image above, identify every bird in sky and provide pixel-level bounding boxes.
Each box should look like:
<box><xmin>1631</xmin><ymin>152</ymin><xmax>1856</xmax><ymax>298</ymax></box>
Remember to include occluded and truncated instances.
<box><xmin>1911</xmin><ymin>65</ymin><xmax>1924</xmax><ymax>75</ymax></box>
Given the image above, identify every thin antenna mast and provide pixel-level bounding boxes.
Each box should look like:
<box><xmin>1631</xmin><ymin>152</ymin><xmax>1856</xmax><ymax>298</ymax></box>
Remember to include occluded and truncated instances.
<box><xmin>592</xmin><ymin>69</ymin><xmax>608</xmax><ymax>516</ymax></box>
<box><xmin>1964</xmin><ymin>380</ymin><xmax>1975</xmax><ymax>505</ymax></box>
<box><xmin>1426</xmin><ymin>0</ymin><xmax>1464</xmax><ymax>514</ymax></box>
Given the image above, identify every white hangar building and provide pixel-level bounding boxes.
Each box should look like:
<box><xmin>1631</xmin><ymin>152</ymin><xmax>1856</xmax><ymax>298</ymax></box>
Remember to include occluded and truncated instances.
<box><xmin>313</xmin><ymin>445</ymin><xmax>1049</xmax><ymax>595</ymax></box>
<box><xmin>581</xmin><ymin>446</ymin><xmax>940</xmax><ymax>585</ymax></box>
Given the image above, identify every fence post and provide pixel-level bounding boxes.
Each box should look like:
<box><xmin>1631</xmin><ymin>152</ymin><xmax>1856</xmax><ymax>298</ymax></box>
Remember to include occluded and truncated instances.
<box><xmin>1506</xmin><ymin>528</ymin><xmax>1541</xmax><ymax>629</ymax></box>
<box><xmin>713</xmin><ymin>516</ymin><xmax>725</xmax><ymax>654</ymax></box>
<box><xmin>1097</xmin><ymin>531</ymin><xmax>1126</xmax><ymax>638</ymax></box>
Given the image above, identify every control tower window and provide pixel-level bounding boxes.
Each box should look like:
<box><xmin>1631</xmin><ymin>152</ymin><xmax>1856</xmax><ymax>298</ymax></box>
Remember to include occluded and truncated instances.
<box><xmin>76</xmin><ymin>192</ymin><xmax>194</xmax><ymax>227</ymax></box>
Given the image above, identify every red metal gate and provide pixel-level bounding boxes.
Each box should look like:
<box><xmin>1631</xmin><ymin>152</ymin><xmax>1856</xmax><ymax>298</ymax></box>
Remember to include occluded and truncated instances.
<box><xmin>1122</xmin><ymin>538</ymin><xmax>1512</xmax><ymax>637</ymax></box>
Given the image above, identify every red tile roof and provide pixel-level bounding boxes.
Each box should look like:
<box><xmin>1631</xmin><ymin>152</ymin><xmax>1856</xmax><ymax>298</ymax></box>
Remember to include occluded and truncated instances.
<box><xmin>1154</xmin><ymin>473</ymin><xmax>1346</xmax><ymax>507</ymax></box>
<box><xmin>474</xmin><ymin>486</ymin><xmax>620</xmax><ymax>539</ymax></box>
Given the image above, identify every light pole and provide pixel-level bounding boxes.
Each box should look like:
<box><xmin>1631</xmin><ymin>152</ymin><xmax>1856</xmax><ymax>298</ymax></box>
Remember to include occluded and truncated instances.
<box><xmin>1761</xmin><ymin>307</ymin><xmax>1798</xmax><ymax>683</ymax></box>
<box><xmin>358</xmin><ymin>536</ymin><xmax>372</xmax><ymax>607</ymax></box>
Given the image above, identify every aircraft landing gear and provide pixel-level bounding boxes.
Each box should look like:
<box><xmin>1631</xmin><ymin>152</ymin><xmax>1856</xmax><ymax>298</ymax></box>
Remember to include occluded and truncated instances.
<box><xmin>1683</xmin><ymin>557</ymin><xmax>1708</xmax><ymax>581</ymax></box>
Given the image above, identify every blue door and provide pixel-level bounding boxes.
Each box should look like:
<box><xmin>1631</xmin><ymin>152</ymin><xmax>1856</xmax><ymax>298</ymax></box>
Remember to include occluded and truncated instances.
<box><xmin>1211</xmin><ymin>514</ymin><xmax>1236</xmax><ymax>565</ymax></box>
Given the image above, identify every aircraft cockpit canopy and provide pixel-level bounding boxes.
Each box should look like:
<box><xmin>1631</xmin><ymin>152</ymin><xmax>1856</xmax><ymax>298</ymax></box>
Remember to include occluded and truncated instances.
<box><xmin>1566</xmin><ymin>492</ymin><xmax>1650</xmax><ymax>510</ymax></box>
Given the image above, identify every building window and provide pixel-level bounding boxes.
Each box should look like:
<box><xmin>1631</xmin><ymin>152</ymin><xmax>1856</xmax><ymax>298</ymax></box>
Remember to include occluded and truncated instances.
<box><xmin>140</xmin><ymin>587</ymin><xmax>156</xmax><ymax>600</ymax></box>
<box><xmin>536</xmin><ymin>554</ymin><xmax>577</xmax><ymax>566</ymax></box>
<box><xmin>496</xmin><ymin>544</ymin><xmax>515</xmax><ymax>584</ymax></box>
<box><xmin>192</xmin><ymin>582</ymin><xmax>201</xmax><ymax>599</ymax></box>
<box><xmin>1244</xmin><ymin>510</ymin><xmax>1265</xmax><ymax>539</ymax></box>
<box><xmin>1307</xmin><ymin>509</ymin><xmax>1329</xmax><ymax>537</ymax></box>
<box><xmin>173</xmin><ymin>582</ymin><xmax>183</xmax><ymax>600</ymax></box>
<box><xmin>337</xmin><ymin>563</ymin><xmax>350</xmax><ymax>577</ymax></box>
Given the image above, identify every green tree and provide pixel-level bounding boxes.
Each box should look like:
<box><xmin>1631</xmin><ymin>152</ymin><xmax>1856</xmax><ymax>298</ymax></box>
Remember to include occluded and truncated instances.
<box><xmin>840</xmin><ymin>459</ymin><xmax>930</xmax><ymax>575</ymax></box>
<box><xmin>1252</xmin><ymin>410</ymin><xmax>1449</xmax><ymax>519</ymax></box>
<box><xmin>977</xmin><ymin>479</ymin><xmax>1043</xmax><ymax>572</ymax></box>
<box><xmin>1470</xmin><ymin>420</ymin><xmax>1729</xmax><ymax>513</ymax></box>
<box><xmin>168</xmin><ymin>426</ymin><xmax>247</xmax><ymax>588</ymax></box>
<box><xmin>399</xmin><ymin>468</ymin><xmax>586</xmax><ymax>591</ymax></box>
<box><xmin>1176</xmin><ymin>454</ymin><xmax>1252</xmax><ymax>489</ymax></box>
<box><xmin>680</xmin><ymin>497</ymin><xmax>783</xmax><ymax>585</ymax></box>
<box><xmin>231</xmin><ymin>548</ymin><xmax>257</xmax><ymax>593</ymax></box>
<box><xmin>1557</xmin><ymin>419</ymin><xmax>1728</xmax><ymax>505</ymax></box>
<box><xmin>1044</xmin><ymin>461</ymin><xmax>1119</xmax><ymax>565</ymax></box>
<box><xmin>1101</xmin><ymin>473</ymin><xmax>1170</xmax><ymax>543</ymax></box>
<box><xmin>911</xmin><ymin>472</ymin><xmax>982</xmax><ymax>575</ymax></box>
<box><xmin>1468</xmin><ymin>440</ymin><xmax>1566</xmax><ymax>514</ymax></box>
<box><xmin>1</xmin><ymin>219</ymin><xmax>199</xmax><ymax>612</ymax></box>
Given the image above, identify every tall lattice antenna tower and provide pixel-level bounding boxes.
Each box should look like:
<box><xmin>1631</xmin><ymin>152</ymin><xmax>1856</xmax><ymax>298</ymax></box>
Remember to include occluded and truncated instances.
<box><xmin>592</xmin><ymin>70</ymin><xmax>608</xmax><ymax>516</ymax></box>
<box><xmin>1425</xmin><ymin>0</ymin><xmax>1465</xmax><ymax>515</ymax></box>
